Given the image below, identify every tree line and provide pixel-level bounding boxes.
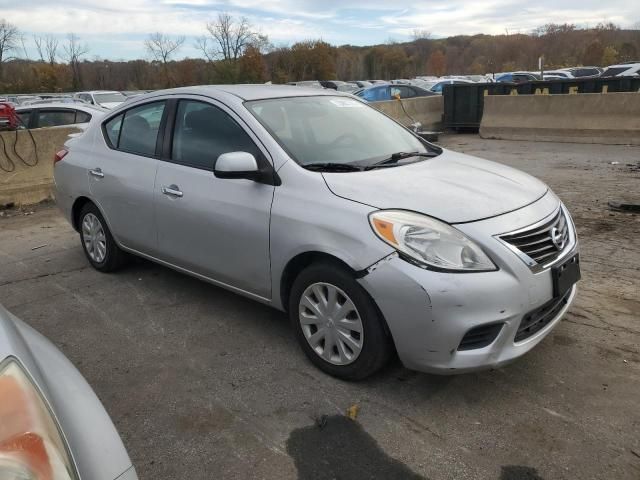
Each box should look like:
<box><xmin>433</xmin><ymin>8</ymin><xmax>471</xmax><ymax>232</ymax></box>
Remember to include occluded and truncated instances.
<box><xmin>0</xmin><ymin>15</ymin><xmax>639</xmax><ymax>94</ymax></box>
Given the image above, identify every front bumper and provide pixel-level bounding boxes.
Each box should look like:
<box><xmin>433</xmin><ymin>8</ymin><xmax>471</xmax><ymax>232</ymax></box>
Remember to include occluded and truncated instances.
<box><xmin>358</xmin><ymin>192</ymin><xmax>579</xmax><ymax>374</ymax></box>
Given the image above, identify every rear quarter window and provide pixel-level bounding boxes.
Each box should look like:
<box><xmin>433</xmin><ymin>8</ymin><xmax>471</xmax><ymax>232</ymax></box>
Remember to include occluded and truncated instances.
<box><xmin>104</xmin><ymin>114</ymin><xmax>123</xmax><ymax>147</ymax></box>
<box><xmin>75</xmin><ymin>111</ymin><xmax>92</xmax><ymax>123</ymax></box>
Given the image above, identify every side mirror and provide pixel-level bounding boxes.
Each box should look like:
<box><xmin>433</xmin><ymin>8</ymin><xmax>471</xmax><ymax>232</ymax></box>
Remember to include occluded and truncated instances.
<box><xmin>214</xmin><ymin>151</ymin><xmax>261</xmax><ymax>181</ymax></box>
<box><xmin>214</xmin><ymin>151</ymin><xmax>281</xmax><ymax>186</ymax></box>
<box><xmin>393</xmin><ymin>92</ymin><xmax>401</xmax><ymax>100</ymax></box>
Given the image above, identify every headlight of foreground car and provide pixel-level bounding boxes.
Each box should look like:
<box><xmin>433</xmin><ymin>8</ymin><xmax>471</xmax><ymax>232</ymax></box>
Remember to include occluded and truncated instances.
<box><xmin>369</xmin><ymin>210</ymin><xmax>497</xmax><ymax>272</ymax></box>
<box><xmin>0</xmin><ymin>358</ymin><xmax>78</xmax><ymax>480</ymax></box>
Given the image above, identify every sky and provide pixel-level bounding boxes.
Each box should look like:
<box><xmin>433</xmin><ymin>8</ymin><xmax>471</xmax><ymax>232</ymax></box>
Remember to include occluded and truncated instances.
<box><xmin>2</xmin><ymin>0</ymin><xmax>639</xmax><ymax>61</ymax></box>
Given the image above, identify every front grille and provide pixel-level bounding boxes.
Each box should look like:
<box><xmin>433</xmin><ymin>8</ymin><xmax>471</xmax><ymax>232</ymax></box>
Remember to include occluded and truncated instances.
<box><xmin>458</xmin><ymin>323</ymin><xmax>504</xmax><ymax>351</ymax></box>
<box><xmin>515</xmin><ymin>289</ymin><xmax>572</xmax><ymax>342</ymax></box>
<box><xmin>500</xmin><ymin>208</ymin><xmax>570</xmax><ymax>267</ymax></box>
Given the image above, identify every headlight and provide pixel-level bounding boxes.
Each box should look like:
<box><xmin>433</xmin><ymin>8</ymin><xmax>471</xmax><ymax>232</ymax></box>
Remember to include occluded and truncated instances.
<box><xmin>0</xmin><ymin>358</ymin><xmax>78</xmax><ymax>480</ymax></box>
<box><xmin>369</xmin><ymin>210</ymin><xmax>497</xmax><ymax>271</ymax></box>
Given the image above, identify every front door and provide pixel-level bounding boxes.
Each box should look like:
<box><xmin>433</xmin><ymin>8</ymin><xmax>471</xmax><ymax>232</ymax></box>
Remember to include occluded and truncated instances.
<box><xmin>154</xmin><ymin>99</ymin><xmax>274</xmax><ymax>299</ymax></box>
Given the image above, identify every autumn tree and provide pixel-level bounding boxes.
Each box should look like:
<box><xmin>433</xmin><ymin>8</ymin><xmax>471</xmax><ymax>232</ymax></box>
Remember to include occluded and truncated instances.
<box><xmin>426</xmin><ymin>50</ymin><xmax>446</xmax><ymax>76</ymax></box>
<box><xmin>582</xmin><ymin>39</ymin><xmax>605</xmax><ymax>66</ymax></box>
<box><xmin>34</xmin><ymin>34</ymin><xmax>58</xmax><ymax>65</ymax></box>
<box><xmin>145</xmin><ymin>32</ymin><xmax>185</xmax><ymax>87</ymax></box>
<box><xmin>196</xmin><ymin>13</ymin><xmax>267</xmax><ymax>83</ymax></box>
<box><xmin>601</xmin><ymin>45</ymin><xmax>618</xmax><ymax>66</ymax></box>
<box><xmin>238</xmin><ymin>45</ymin><xmax>267</xmax><ymax>83</ymax></box>
<box><xmin>0</xmin><ymin>19</ymin><xmax>20</xmax><ymax>80</ymax></box>
<box><xmin>63</xmin><ymin>33</ymin><xmax>89</xmax><ymax>90</ymax></box>
<box><xmin>197</xmin><ymin>13</ymin><xmax>266</xmax><ymax>62</ymax></box>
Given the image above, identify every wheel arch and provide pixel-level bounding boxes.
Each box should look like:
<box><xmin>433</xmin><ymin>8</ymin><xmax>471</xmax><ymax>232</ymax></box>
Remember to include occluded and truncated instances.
<box><xmin>279</xmin><ymin>251</ymin><xmax>357</xmax><ymax>313</ymax></box>
<box><xmin>70</xmin><ymin>196</ymin><xmax>120</xmax><ymax>247</ymax></box>
<box><xmin>71</xmin><ymin>196</ymin><xmax>93</xmax><ymax>232</ymax></box>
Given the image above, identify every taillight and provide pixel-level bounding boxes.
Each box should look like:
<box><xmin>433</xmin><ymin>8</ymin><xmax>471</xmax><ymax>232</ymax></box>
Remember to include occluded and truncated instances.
<box><xmin>54</xmin><ymin>149</ymin><xmax>68</xmax><ymax>165</ymax></box>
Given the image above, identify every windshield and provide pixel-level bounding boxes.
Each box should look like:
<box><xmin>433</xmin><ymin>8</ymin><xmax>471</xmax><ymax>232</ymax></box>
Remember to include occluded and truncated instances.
<box><xmin>246</xmin><ymin>96</ymin><xmax>433</xmax><ymax>167</ymax></box>
<box><xmin>95</xmin><ymin>93</ymin><xmax>126</xmax><ymax>104</ymax></box>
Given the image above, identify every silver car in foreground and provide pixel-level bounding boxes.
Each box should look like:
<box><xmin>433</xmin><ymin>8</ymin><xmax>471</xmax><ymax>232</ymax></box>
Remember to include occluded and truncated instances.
<box><xmin>54</xmin><ymin>85</ymin><xmax>580</xmax><ymax>380</ymax></box>
<box><xmin>0</xmin><ymin>304</ymin><xmax>137</xmax><ymax>479</ymax></box>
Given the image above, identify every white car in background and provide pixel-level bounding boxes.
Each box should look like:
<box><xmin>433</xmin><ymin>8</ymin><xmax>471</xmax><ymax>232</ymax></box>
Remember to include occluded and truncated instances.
<box><xmin>600</xmin><ymin>62</ymin><xmax>640</xmax><ymax>77</ymax></box>
<box><xmin>0</xmin><ymin>304</ymin><xmax>137</xmax><ymax>479</ymax></box>
<box><xmin>74</xmin><ymin>91</ymin><xmax>127</xmax><ymax>109</ymax></box>
<box><xmin>15</xmin><ymin>103</ymin><xmax>108</xmax><ymax>130</ymax></box>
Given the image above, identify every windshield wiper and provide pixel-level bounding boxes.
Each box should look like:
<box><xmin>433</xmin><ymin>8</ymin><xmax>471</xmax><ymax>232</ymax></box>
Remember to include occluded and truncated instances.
<box><xmin>364</xmin><ymin>151</ymin><xmax>439</xmax><ymax>170</ymax></box>
<box><xmin>304</xmin><ymin>163</ymin><xmax>363</xmax><ymax>172</ymax></box>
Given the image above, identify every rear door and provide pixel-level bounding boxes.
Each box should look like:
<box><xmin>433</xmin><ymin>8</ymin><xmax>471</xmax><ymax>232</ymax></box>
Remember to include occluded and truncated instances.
<box><xmin>154</xmin><ymin>98</ymin><xmax>274</xmax><ymax>298</ymax></box>
<box><xmin>88</xmin><ymin>100</ymin><xmax>167</xmax><ymax>254</ymax></box>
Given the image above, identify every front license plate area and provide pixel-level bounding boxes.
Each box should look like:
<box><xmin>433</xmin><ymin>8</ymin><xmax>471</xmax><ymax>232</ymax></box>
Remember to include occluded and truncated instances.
<box><xmin>552</xmin><ymin>254</ymin><xmax>581</xmax><ymax>297</ymax></box>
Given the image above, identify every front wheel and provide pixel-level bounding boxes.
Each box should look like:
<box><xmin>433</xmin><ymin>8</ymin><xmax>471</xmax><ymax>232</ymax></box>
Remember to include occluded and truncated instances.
<box><xmin>78</xmin><ymin>203</ymin><xmax>128</xmax><ymax>272</ymax></box>
<box><xmin>289</xmin><ymin>263</ymin><xmax>392</xmax><ymax>380</ymax></box>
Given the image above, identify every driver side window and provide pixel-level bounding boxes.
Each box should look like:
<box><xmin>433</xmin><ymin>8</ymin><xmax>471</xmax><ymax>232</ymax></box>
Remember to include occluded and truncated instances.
<box><xmin>171</xmin><ymin>100</ymin><xmax>260</xmax><ymax>171</ymax></box>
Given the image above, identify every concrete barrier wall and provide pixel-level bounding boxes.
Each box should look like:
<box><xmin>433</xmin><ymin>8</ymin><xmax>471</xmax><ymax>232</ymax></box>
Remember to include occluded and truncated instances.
<box><xmin>0</xmin><ymin>127</ymin><xmax>79</xmax><ymax>207</ymax></box>
<box><xmin>480</xmin><ymin>92</ymin><xmax>640</xmax><ymax>145</ymax></box>
<box><xmin>371</xmin><ymin>95</ymin><xmax>443</xmax><ymax>129</ymax></box>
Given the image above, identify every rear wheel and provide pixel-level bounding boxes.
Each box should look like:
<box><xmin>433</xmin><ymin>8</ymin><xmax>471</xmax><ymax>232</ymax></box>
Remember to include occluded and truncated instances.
<box><xmin>78</xmin><ymin>203</ymin><xmax>127</xmax><ymax>272</ymax></box>
<box><xmin>289</xmin><ymin>263</ymin><xmax>392</xmax><ymax>380</ymax></box>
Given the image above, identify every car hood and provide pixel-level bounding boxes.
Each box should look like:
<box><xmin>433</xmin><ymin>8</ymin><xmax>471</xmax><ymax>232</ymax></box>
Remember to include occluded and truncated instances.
<box><xmin>322</xmin><ymin>148</ymin><xmax>548</xmax><ymax>223</ymax></box>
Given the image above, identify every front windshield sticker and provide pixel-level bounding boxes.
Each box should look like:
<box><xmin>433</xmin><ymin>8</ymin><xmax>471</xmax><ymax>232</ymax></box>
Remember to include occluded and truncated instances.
<box><xmin>330</xmin><ymin>98</ymin><xmax>364</xmax><ymax>108</ymax></box>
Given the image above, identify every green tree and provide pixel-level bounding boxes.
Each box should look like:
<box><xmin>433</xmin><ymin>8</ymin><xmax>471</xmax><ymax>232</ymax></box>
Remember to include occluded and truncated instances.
<box><xmin>601</xmin><ymin>46</ymin><xmax>618</xmax><ymax>66</ymax></box>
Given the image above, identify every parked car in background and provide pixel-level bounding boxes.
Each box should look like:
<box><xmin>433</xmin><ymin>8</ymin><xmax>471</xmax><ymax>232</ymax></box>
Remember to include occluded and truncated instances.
<box><xmin>122</xmin><ymin>90</ymin><xmax>152</xmax><ymax>98</ymax></box>
<box><xmin>22</xmin><ymin>97</ymin><xmax>89</xmax><ymax>106</ymax></box>
<box><xmin>355</xmin><ymin>84</ymin><xmax>437</xmax><ymax>101</ymax></box>
<box><xmin>337</xmin><ymin>83</ymin><xmax>359</xmax><ymax>93</ymax></box>
<box><xmin>429</xmin><ymin>78</ymin><xmax>476</xmax><ymax>93</ymax></box>
<box><xmin>74</xmin><ymin>91</ymin><xmax>127</xmax><ymax>109</ymax></box>
<box><xmin>496</xmin><ymin>72</ymin><xmax>541</xmax><ymax>83</ymax></box>
<box><xmin>563</xmin><ymin>66</ymin><xmax>603</xmax><ymax>78</ymax></box>
<box><xmin>600</xmin><ymin>62</ymin><xmax>640</xmax><ymax>77</ymax></box>
<box><xmin>15</xmin><ymin>103</ymin><xmax>108</xmax><ymax>130</ymax></box>
<box><xmin>54</xmin><ymin>85</ymin><xmax>580</xmax><ymax>380</ymax></box>
<box><xmin>351</xmin><ymin>80</ymin><xmax>372</xmax><ymax>88</ymax></box>
<box><xmin>541</xmin><ymin>70</ymin><xmax>574</xmax><ymax>79</ymax></box>
<box><xmin>6</xmin><ymin>95</ymin><xmax>42</xmax><ymax>105</ymax></box>
<box><xmin>0</xmin><ymin>303</ymin><xmax>137</xmax><ymax>479</ymax></box>
<box><xmin>287</xmin><ymin>81</ymin><xmax>323</xmax><ymax>89</ymax></box>
<box><xmin>319</xmin><ymin>80</ymin><xmax>346</xmax><ymax>90</ymax></box>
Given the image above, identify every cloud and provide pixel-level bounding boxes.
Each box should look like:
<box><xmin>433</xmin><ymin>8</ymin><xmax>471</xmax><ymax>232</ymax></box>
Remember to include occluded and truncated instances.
<box><xmin>2</xmin><ymin>0</ymin><xmax>639</xmax><ymax>59</ymax></box>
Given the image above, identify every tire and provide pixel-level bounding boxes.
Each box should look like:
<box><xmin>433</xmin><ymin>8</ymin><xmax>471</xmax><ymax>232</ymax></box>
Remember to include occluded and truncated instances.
<box><xmin>78</xmin><ymin>203</ymin><xmax>128</xmax><ymax>272</ymax></box>
<box><xmin>288</xmin><ymin>262</ymin><xmax>392</xmax><ymax>381</ymax></box>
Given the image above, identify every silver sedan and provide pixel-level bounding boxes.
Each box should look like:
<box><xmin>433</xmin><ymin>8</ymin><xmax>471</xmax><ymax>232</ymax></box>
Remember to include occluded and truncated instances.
<box><xmin>53</xmin><ymin>85</ymin><xmax>580</xmax><ymax>380</ymax></box>
<box><xmin>0</xmin><ymin>304</ymin><xmax>137</xmax><ymax>479</ymax></box>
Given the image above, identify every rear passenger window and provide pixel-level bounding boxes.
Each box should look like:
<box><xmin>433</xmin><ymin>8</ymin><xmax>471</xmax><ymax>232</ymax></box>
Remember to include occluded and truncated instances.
<box><xmin>118</xmin><ymin>102</ymin><xmax>165</xmax><ymax>156</ymax></box>
<box><xmin>37</xmin><ymin>110</ymin><xmax>76</xmax><ymax>128</ymax></box>
<box><xmin>16</xmin><ymin>110</ymin><xmax>31</xmax><ymax>128</ymax></box>
<box><xmin>171</xmin><ymin>100</ymin><xmax>259</xmax><ymax>170</ymax></box>
<box><xmin>75</xmin><ymin>111</ymin><xmax>91</xmax><ymax>123</ymax></box>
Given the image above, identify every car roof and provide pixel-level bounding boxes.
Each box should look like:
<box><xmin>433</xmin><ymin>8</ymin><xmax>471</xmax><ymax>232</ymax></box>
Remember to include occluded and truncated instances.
<box><xmin>139</xmin><ymin>84</ymin><xmax>344</xmax><ymax>101</ymax></box>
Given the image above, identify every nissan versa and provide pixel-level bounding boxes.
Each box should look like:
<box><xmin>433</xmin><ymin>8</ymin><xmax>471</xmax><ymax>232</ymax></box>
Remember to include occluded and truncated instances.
<box><xmin>53</xmin><ymin>85</ymin><xmax>580</xmax><ymax>380</ymax></box>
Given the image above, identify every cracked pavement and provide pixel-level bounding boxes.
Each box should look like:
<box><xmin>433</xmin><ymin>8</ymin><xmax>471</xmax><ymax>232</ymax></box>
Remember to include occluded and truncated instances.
<box><xmin>0</xmin><ymin>135</ymin><xmax>639</xmax><ymax>479</ymax></box>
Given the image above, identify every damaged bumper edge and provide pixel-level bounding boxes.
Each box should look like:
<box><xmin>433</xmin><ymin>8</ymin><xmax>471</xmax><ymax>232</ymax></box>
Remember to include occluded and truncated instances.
<box><xmin>356</xmin><ymin>253</ymin><xmax>577</xmax><ymax>375</ymax></box>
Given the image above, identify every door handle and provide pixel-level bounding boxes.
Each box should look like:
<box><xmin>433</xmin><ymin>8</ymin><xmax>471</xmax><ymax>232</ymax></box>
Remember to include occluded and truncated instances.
<box><xmin>161</xmin><ymin>185</ymin><xmax>183</xmax><ymax>198</ymax></box>
<box><xmin>89</xmin><ymin>168</ymin><xmax>104</xmax><ymax>178</ymax></box>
